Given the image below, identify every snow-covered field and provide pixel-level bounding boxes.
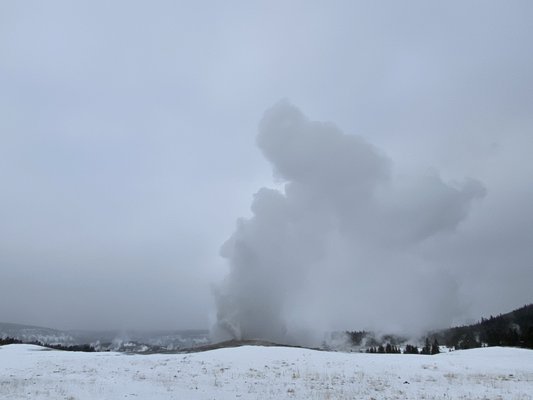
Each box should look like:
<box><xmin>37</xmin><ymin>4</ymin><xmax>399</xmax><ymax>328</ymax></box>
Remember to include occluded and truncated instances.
<box><xmin>1</xmin><ymin>344</ymin><xmax>532</xmax><ymax>399</ymax></box>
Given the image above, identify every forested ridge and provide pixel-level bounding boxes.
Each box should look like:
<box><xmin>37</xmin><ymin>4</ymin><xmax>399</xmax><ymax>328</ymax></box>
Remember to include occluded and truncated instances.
<box><xmin>347</xmin><ymin>304</ymin><xmax>533</xmax><ymax>353</ymax></box>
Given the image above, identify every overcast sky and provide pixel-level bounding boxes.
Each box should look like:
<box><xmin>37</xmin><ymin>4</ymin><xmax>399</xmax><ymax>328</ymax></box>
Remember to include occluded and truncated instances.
<box><xmin>1</xmin><ymin>1</ymin><xmax>532</xmax><ymax>332</ymax></box>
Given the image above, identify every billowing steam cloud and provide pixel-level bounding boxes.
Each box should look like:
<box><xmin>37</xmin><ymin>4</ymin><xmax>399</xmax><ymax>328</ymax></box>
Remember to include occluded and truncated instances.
<box><xmin>213</xmin><ymin>101</ymin><xmax>486</xmax><ymax>345</ymax></box>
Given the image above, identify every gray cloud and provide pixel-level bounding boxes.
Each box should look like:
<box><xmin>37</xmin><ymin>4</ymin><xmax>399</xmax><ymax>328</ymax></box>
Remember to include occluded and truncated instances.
<box><xmin>1</xmin><ymin>1</ymin><xmax>532</xmax><ymax>333</ymax></box>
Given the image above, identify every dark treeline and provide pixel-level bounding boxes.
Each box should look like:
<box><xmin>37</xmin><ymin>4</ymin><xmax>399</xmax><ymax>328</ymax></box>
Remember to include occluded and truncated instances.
<box><xmin>366</xmin><ymin>343</ymin><xmax>401</xmax><ymax>354</ymax></box>
<box><xmin>364</xmin><ymin>338</ymin><xmax>440</xmax><ymax>355</ymax></box>
<box><xmin>0</xmin><ymin>336</ymin><xmax>97</xmax><ymax>352</ymax></box>
<box><xmin>348</xmin><ymin>304</ymin><xmax>533</xmax><ymax>353</ymax></box>
<box><xmin>432</xmin><ymin>304</ymin><xmax>533</xmax><ymax>350</ymax></box>
<box><xmin>347</xmin><ymin>330</ymin><xmax>440</xmax><ymax>355</ymax></box>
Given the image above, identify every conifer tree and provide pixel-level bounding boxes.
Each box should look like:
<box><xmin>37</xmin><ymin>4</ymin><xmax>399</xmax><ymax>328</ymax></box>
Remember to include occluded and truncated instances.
<box><xmin>431</xmin><ymin>339</ymin><xmax>440</xmax><ymax>355</ymax></box>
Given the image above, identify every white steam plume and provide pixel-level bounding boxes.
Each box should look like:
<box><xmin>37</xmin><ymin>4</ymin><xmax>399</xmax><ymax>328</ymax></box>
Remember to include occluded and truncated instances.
<box><xmin>212</xmin><ymin>101</ymin><xmax>486</xmax><ymax>345</ymax></box>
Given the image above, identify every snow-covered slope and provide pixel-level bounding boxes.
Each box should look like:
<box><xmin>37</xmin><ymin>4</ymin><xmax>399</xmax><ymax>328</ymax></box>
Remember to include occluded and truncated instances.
<box><xmin>1</xmin><ymin>344</ymin><xmax>532</xmax><ymax>399</ymax></box>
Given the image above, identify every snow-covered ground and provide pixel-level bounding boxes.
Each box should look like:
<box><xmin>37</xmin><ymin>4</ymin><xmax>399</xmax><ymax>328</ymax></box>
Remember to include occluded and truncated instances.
<box><xmin>1</xmin><ymin>344</ymin><xmax>532</xmax><ymax>399</ymax></box>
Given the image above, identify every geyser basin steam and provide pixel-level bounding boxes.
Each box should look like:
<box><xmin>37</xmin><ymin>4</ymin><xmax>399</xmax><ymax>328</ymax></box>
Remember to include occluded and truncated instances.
<box><xmin>213</xmin><ymin>101</ymin><xmax>486</xmax><ymax>345</ymax></box>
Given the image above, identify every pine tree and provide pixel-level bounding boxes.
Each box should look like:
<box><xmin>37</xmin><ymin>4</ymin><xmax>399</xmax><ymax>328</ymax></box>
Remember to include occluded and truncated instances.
<box><xmin>421</xmin><ymin>338</ymin><xmax>431</xmax><ymax>355</ymax></box>
<box><xmin>431</xmin><ymin>339</ymin><xmax>440</xmax><ymax>355</ymax></box>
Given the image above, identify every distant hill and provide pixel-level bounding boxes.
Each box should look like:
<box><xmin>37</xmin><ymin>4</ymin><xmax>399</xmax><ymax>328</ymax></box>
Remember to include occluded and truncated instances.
<box><xmin>0</xmin><ymin>322</ymin><xmax>210</xmax><ymax>352</ymax></box>
<box><xmin>0</xmin><ymin>322</ymin><xmax>77</xmax><ymax>345</ymax></box>
<box><xmin>347</xmin><ymin>304</ymin><xmax>533</xmax><ymax>352</ymax></box>
<box><xmin>432</xmin><ymin>304</ymin><xmax>533</xmax><ymax>349</ymax></box>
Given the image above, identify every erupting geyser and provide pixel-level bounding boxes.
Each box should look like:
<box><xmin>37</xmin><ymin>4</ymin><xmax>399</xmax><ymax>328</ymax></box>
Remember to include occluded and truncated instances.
<box><xmin>212</xmin><ymin>101</ymin><xmax>485</xmax><ymax>345</ymax></box>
